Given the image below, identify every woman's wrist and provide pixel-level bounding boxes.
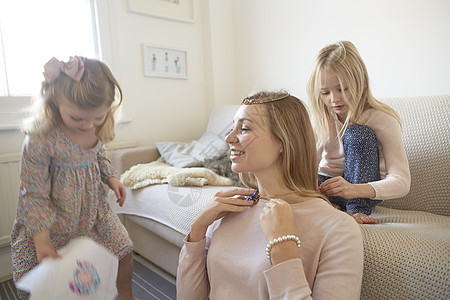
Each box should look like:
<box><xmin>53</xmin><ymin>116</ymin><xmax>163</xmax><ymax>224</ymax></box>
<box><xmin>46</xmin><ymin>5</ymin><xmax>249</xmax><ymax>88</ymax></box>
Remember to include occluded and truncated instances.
<box><xmin>266</xmin><ymin>235</ymin><xmax>301</xmax><ymax>265</ymax></box>
<box><xmin>188</xmin><ymin>222</ymin><xmax>208</xmax><ymax>242</ymax></box>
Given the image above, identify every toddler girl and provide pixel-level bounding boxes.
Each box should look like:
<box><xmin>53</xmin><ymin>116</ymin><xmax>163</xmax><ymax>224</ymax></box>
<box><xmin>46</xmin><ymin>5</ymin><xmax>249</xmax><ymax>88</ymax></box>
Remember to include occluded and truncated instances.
<box><xmin>307</xmin><ymin>41</ymin><xmax>410</xmax><ymax>224</ymax></box>
<box><xmin>10</xmin><ymin>56</ymin><xmax>137</xmax><ymax>299</ymax></box>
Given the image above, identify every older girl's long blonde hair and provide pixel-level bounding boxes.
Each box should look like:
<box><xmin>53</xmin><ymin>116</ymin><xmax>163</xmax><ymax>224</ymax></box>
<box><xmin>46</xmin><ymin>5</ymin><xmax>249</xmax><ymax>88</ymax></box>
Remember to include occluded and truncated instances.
<box><xmin>23</xmin><ymin>57</ymin><xmax>123</xmax><ymax>143</ymax></box>
<box><xmin>239</xmin><ymin>91</ymin><xmax>328</xmax><ymax>202</ymax></box>
<box><xmin>307</xmin><ymin>41</ymin><xmax>400</xmax><ymax>147</ymax></box>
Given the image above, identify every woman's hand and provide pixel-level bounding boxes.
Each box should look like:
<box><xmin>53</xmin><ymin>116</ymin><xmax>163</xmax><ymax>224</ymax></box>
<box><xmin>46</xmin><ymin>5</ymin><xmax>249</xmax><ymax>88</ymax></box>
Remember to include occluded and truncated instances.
<box><xmin>260</xmin><ymin>198</ymin><xmax>299</xmax><ymax>265</ymax></box>
<box><xmin>260</xmin><ymin>198</ymin><xmax>296</xmax><ymax>241</ymax></box>
<box><xmin>189</xmin><ymin>188</ymin><xmax>255</xmax><ymax>242</ymax></box>
<box><xmin>33</xmin><ymin>231</ymin><xmax>61</xmax><ymax>263</ymax></box>
<box><xmin>107</xmin><ymin>177</ymin><xmax>126</xmax><ymax>207</ymax></box>
<box><xmin>259</xmin><ymin>199</ymin><xmax>300</xmax><ymax>265</ymax></box>
<box><xmin>319</xmin><ymin>176</ymin><xmax>376</xmax><ymax>199</ymax></box>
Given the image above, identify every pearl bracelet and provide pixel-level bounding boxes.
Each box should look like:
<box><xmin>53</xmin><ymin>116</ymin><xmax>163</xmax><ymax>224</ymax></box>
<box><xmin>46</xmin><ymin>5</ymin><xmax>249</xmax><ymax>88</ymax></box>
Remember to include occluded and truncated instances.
<box><xmin>265</xmin><ymin>235</ymin><xmax>301</xmax><ymax>265</ymax></box>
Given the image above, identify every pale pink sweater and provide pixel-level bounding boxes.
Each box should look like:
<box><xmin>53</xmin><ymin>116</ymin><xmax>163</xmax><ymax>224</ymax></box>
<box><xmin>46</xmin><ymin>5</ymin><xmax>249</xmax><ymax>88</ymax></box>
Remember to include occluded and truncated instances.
<box><xmin>318</xmin><ymin>108</ymin><xmax>410</xmax><ymax>200</ymax></box>
<box><xmin>177</xmin><ymin>198</ymin><xmax>363</xmax><ymax>300</ymax></box>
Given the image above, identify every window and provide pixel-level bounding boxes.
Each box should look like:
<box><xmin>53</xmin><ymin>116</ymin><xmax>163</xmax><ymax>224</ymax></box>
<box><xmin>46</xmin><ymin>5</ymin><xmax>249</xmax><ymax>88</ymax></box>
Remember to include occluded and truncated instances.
<box><xmin>0</xmin><ymin>0</ymin><xmax>100</xmax><ymax>97</ymax></box>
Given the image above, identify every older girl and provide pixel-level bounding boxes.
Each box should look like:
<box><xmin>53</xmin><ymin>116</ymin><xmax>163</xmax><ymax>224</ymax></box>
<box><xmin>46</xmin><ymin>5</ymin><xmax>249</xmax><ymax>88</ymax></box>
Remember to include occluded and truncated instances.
<box><xmin>307</xmin><ymin>41</ymin><xmax>410</xmax><ymax>224</ymax></box>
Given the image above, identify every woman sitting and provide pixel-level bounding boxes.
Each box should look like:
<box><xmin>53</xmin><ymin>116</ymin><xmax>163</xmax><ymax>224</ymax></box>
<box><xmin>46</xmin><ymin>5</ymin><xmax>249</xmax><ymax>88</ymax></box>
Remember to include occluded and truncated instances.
<box><xmin>176</xmin><ymin>91</ymin><xmax>364</xmax><ymax>299</ymax></box>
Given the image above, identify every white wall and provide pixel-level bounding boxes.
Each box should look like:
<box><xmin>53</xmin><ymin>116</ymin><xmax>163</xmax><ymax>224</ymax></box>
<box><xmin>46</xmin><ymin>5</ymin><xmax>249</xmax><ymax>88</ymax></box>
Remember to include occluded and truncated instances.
<box><xmin>103</xmin><ymin>0</ymin><xmax>215</xmax><ymax>146</ymax></box>
<box><xmin>228</xmin><ymin>0</ymin><xmax>450</xmax><ymax>103</ymax></box>
<box><xmin>202</xmin><ymin>0</ymin><xmax>238</xmax><ymax>110</ymax></box>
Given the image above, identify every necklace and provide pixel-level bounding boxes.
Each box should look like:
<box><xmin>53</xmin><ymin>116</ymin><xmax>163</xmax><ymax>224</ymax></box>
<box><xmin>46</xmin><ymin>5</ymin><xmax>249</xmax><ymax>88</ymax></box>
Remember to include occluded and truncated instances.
<box><xmin>245</xmin><ymin>190</ymin><xmax>260</xmax><ymax>204</ymax></box>
<box><xmin>245</xmin><ymin>190</ymin><xmax>297</xmax><ymax>205</ymax></box>
<box><xmin>260</xmin><ymin>191</ymin><xmax>297</xmax><ymax>199</ymax></box>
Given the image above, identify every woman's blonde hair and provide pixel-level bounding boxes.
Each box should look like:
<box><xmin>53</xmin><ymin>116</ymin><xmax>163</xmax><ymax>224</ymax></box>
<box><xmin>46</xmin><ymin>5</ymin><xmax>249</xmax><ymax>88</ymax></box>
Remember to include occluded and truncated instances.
<box><xmin>307</xmin><ymin>41</ymin><xmax>400</xmax><ymax>147</ymax></box>
<box><xmin>239</xmin><ymin>91</ymin><xmax>328</xmax><ymax>202</ymax></box>
<box><xmin>23</xmin><ymin>57</ymin><xmax>123</xmax><ymax>143</ymax></box>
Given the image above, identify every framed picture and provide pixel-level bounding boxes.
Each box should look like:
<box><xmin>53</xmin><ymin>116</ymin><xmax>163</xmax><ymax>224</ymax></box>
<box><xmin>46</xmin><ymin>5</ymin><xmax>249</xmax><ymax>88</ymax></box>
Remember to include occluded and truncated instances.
<box><xmin>128</xmin><ymin>0</ymin><xmax>194</xmax><ymax>23</ymax></box>
<box><xmin>143</xmin><ymin>44</ymin><xmax>188</xmax><ymax>79</ymax></box>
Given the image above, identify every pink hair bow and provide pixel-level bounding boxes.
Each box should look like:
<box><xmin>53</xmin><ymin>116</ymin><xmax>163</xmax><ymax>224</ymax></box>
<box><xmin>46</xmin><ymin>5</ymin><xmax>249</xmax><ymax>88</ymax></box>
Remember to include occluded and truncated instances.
<box><xmin>43</xmin><ymin>56</ymin><xmax>85</xmax><ymax>83</ymax></box>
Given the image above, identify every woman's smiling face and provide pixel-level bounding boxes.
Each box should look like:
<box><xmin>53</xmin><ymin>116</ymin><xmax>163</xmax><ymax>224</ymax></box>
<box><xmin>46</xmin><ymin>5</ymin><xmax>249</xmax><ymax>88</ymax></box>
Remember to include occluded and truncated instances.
<box><xmin>225</xmin><ymin>105</ymin><xmax>282</xmax><ymax>175</ymax></box>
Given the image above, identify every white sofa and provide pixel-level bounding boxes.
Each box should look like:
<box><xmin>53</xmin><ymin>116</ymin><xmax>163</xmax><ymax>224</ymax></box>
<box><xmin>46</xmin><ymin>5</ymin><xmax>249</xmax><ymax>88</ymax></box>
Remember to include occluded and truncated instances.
<box><xmin>108</xmin><ymin>95</ymin><xmax>450</xmax><ymax>300</ymax></box>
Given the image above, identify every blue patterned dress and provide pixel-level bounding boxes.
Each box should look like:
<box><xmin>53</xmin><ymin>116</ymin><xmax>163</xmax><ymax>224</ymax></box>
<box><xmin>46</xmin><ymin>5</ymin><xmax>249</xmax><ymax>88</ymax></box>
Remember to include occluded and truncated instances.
<box><xmin>10</xmin><ymin>127</ymin><xmax>133</xmax><ymax>298</ymax></box>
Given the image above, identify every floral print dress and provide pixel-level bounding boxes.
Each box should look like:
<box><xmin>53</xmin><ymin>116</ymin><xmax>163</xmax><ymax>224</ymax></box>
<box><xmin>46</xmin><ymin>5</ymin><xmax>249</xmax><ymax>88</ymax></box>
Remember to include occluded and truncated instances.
<box><xmin>10</xmin><ymin>127</ymin><xmax>133</xmax><ymax>296</ymax></box>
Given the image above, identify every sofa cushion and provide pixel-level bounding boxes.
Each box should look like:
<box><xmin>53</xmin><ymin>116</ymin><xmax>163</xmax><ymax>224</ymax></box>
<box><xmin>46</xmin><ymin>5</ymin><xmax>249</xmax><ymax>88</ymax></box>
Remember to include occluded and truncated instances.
<box><xmin>156</xmin><ymin>132</ymin><xmax>229</xmax><ymax>168</ymax></box>
<box><xmin>109</xmin><ymin>184</ymin><xmax>237</xmax><ymax>236</ymax></box>
<box><xmin>380</xmin><ymin>95</ymin><xmax>450</xmax><ymax>216</ymax></box>
<box><xmin>360</xmin><ymin>206</ymin><xmax>450</xmax><ymax>299</ymax></box>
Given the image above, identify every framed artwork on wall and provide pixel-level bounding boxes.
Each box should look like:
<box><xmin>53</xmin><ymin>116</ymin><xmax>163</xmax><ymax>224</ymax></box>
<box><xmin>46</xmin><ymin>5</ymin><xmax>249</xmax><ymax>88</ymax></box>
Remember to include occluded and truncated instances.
<box><xmin>128</xmin><ymin>0</ymin><xmax>194</xmax><ymax>23</ymax></box>
<box><xmin>143</xmin><ymin>44</ymin><xmax>188</xmax><ymax>79</ymax></box>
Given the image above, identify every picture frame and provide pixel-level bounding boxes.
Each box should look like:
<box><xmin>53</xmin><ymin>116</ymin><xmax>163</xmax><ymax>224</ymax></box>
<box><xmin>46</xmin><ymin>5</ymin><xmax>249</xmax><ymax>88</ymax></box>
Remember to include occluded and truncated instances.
<box><xmin>143</xmin><ymin>44</ymin><xmax>188</xmax><ymax>79</ymax></box>
<box><xmin>128</xmin><ymin>0</ymin><xmax>194</xmax><ymax>23</ymax></box>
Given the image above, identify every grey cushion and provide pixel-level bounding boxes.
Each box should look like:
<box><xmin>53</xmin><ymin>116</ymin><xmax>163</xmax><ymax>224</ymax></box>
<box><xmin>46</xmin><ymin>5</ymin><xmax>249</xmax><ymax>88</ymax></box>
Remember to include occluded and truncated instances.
<box><xmin>156</xmin><ymin>132</ymin><xmax>229</xmax><ymax>168</ymax></box>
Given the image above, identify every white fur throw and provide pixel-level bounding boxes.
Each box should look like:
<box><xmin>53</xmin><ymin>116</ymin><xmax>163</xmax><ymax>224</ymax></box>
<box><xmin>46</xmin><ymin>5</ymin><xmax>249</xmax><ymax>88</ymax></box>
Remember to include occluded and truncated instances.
<box><xmin>120</xmin><ymin>157</ymin><xmax>233</xmax><ymax>190</ymax></box>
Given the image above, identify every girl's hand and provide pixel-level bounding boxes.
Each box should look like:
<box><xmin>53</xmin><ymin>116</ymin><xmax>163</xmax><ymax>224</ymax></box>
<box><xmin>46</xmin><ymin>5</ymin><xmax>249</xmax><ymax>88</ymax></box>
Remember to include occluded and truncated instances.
<box><xmin>319</xmin><ymin>176</ymin><xmax>376</xmax><ymax>199</ymax></box>
<box><xmin>107</xmin><ymin>177</ymin><xmax>126</xmax><ymax>207</ymax></box>
<box><xmin>260</xmin><ymin>198</ymin><xmax>299</xmax><ymax>265</ymax></box>
<box><xmin>33</xmin><ymin>231</ymin><xmax>61</xmax><ymax>263</ymax></box>
<box><xmin>189</xmin><ymin>188</ymin><xmax>255</xmax><ymax>242</ymax></box>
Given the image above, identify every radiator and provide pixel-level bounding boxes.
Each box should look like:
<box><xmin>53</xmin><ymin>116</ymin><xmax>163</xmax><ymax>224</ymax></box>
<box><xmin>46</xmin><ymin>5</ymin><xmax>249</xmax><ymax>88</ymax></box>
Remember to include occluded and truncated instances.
<box><xmin>0</xmin><ymin>153</ymin><xmax>21</xmax><ymax>247</ymax></box>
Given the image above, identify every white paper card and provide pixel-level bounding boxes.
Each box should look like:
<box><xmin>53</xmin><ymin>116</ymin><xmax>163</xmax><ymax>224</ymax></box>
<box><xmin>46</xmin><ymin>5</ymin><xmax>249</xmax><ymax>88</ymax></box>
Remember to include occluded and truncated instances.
<box><xmin>16</xmin><ymin>237</ymin><xmax>118</xmax><ymax>300</ymax></box>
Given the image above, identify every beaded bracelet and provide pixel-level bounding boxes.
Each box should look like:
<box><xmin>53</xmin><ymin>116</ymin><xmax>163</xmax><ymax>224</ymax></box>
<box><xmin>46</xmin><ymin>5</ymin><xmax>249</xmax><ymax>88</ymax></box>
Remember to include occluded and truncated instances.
<box><xmin>265</xmin><ymin>235</ymin><xmax>301</xmax><ymax>265</ymax></box>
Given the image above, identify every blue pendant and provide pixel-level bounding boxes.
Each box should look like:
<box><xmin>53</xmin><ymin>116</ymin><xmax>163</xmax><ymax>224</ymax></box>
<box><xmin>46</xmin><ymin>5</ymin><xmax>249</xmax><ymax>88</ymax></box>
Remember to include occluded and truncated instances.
<box><xmin>245</xmin><ymin>190</ymin><xmax>260</xmax><ymax>204</ymax></box>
